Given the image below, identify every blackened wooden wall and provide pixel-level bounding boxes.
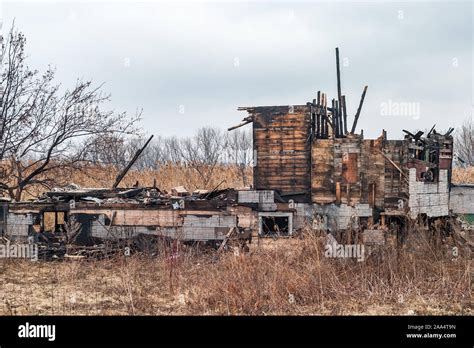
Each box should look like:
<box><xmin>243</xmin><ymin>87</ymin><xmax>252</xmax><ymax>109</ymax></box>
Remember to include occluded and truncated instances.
<box><xmin>246</xmin><ymin>105</ymin><xmax>311</xmax><ymax>201</ymax></box>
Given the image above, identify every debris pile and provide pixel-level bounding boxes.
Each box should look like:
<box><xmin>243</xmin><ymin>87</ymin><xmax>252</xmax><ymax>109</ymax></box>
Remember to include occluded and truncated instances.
<box><xmin>35</xmin><ymin>185</ymin><xmax>237</xmax><ymax>208</ymax></box>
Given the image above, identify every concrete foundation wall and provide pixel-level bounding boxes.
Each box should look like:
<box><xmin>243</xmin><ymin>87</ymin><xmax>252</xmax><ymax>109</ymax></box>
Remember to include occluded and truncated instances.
<box><xmin>293</xmin><ymin>203</ymin><xmax>312</xmax><ymax>230</ymax></box>
<box><xmin>313</xmin><ymin>203</ymin><xmax>372</xmax><ymax>231</ymax></box>
<box><xmin>238</xmin><ymin>190</ymin><xmax>277</xmax><ymax>211</ymax></box>
<box><xmin>90</xmin><ymin>212</ymin><xmax>236</xmax><ymax>241</ymax></box>
<box><xmin>182</xmin><ymin>214</ymin><xmax>236</xmax><ymax>240</ymax></box>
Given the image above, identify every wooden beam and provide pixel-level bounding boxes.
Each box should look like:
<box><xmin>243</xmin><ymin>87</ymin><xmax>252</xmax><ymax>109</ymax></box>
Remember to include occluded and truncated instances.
<box><xmin>316</xmin><ymin>91</ymin><xmax>321</xmax><ymax>138</ymax></box>
<box><xmin>228</xmin><ymin>116</ymin><xmax>253</xmax><ymax>131</ymax></box>
<box><xmin>350</xmin><ymin>85</ymin><xmax>368</xmax><ymax>134</ymax></box>
<box><xmin>342</xmin><ymin>95</ymin><xmax>348</xmax><ymax>135</ymax></box>
<box><xmin>332</xmin><ymin>99</ymin><xmax>338</xmax><ymax>138</ymax></box>
<box><xmin>378</xmin><ymin>149</ymin><xmax>409</xmax><ymax>183</ymax></box>
<box><xmin>322</xmin><ymin>93</ymin><xmax>327</xmax><ymax>138</ymax></box>
<box><xmin>335</xmin><ymin>47</ymin><xmax>342</xmax><ymax>108</ymax></box>
<box><xmin>336</xmin><ymin>100</ymin><xmax>343</xmax><ymax>138</ymax></box>
<box><xmin>113</xmin><ymin>135</ymin><xmax>154</xmax><ymax>189</ymax></box>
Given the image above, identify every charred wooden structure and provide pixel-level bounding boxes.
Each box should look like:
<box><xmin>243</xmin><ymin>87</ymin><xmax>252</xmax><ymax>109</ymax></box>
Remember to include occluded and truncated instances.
<box><xmin>0</xmin><ymin>48</ymin><xmax>472</xmax><ymax>252</ymax></box>
<box><xmin>235</xmin><ymin>106</ymin><xmax>455</xmax><ymax>231</ymax></box>
<box><xmin>231</xmin><ymin>48</ymin><xmax>461</xmax><ymax>235</ymax></box>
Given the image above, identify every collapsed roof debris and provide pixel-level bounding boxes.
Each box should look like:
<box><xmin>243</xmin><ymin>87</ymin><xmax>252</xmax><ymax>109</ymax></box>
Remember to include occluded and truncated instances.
<box><xmin>36</xmin><ymin>184</ymin><xmax>236</xmax><ymax>206</ymax></box>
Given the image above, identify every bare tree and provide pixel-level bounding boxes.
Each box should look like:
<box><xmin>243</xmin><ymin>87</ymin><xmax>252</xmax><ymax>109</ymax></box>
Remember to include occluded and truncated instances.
<box><xmin>454</xmin><ymin>117</ymin><xmax>474</xmax><ymax>166</ymax></box>
<box><xmin>87</xmin><ymin>134</ymin><xmax>128</xmax><ymax>167</ymax></box>
<box><xmin>225</xmin><ymin>129</ymin><xmax>252</xmax><ymax>186</ymax></box>
<box><xmin>0</xmin><ymin>25</ymin><xmax>140</xmax><ymax>200</ymax></box>
<box><xmin>126</xmin><ymin>136</ymin><xmax>169</xmax><ymax>170</ymax></box>
<box><xmin>164</xmin><ymin>136</ymin><xmax>183</xmax><ymax>165</ymax></box>
<box><xmin>179</xmin><ymin>127</ymin><xmax>226</xmax><ymax>188</ymax></box>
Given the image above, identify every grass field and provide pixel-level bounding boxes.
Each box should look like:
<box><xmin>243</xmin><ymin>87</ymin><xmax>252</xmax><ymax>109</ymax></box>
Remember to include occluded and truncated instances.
<box><xmin>0</xmin><ymin>230</ymin><xmax>470</xmax><ymax>315</ymax></box>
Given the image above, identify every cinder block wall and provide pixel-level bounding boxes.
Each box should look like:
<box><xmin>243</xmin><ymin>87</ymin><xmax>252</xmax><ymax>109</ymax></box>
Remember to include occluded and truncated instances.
<box><xmin>407</xmin><ymin>169</ymin><xmax>449</xmax><ymax>218</ymax></box>
<box><xmin>313</xmin><ymin>203</ymin><xmax>372</xmax><ymax>231</ymax></box>
<box><xmin>6</xmin><ymin>213</ymin><xmax>32</xmax><ymax>238</ymax></box>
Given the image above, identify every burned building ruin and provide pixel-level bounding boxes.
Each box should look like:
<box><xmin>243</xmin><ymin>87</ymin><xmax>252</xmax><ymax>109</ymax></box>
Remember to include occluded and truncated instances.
<box><xmin>0</xmin><ymin>48</ymin><xmax>473</xmax><ymax>251</ymax></box>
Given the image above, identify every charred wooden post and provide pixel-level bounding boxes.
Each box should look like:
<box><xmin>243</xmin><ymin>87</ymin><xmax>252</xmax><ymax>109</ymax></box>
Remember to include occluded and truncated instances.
<box><xmin>445</xmin><ymin>127</ymin><xmax>454</xmax><ymax>136</ymax></box>
<box><xmin>319</xmin><ymin>93</ymin><xmax>324</xmax><ymax>139</ymax></box>
<box><xmin>335</xmin><ymin>47</ymin><xmax>342</xmax><ymax>108</ymax></box>
<box><xmin>322</xmin><ymin>93</ymin><xmax>326</xmax><ymax>138</ymax></box>
<box><xmin>342</xmin><ymin>95</ymin><xmax>348</xmax><ymax>135</ymax></box>
<box><xmin>338</xmin><ymin>102</ymin><xmax>345</xmax><ymax>138</ymax></box>
<box><xmin>326</xmin><ymin>95</ymin><xmax>331</xmax><ymax>138</ymax></box>
<box><xmin>312</xmin><ymin>98</ymin><xmax>317</xmax><ymax>137</ymax></box>
<box><xmin>336</xmin><ymin>100</ymin><xmax>343</xmax><ymax>138</ymax></box>
<box><xmin>323</xmin><ymin>93</ymin><xmax>330</xmax><ymax>138</ymax></box>
<box><xmin>350</xmin><ymin>85</ymin><xmax>368</xmax><ymax>135</ymax></box>
<box><xmin>427</xmin><ymin>124</ymin><xmax>436</xmax><ymax>137</ymax></box>
<box><xmin>332</xmin><ymin>98</ymin><xmax>338</xmax><ymax>139</ymax></box>
<box><xmin>112</xmin><ymin>135</ymin><xmax>154</xmax><ymax>189</ymax></box>
<box><xmin>316</xmin><ymin>91</ymin><xmax>321</xmax><ymax>138</ymax></box>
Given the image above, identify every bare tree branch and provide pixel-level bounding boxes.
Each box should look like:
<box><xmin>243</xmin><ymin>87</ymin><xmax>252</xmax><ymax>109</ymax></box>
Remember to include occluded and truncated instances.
<box><xmin>0</xmin><ymin>24</ymin><xmax>141</xmax><ymax>200</ymax></box>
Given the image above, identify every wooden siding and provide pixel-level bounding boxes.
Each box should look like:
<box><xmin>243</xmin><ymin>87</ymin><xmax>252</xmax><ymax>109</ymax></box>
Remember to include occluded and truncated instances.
<box><xmin>383</xmin><ymin>140</ymin><xmax>408</xmax><ymax>209</ymax></box>
<box><xmin>248</xmin><ymin>105</ymin><xmax>311</xmax><ymax>200</ymax></box>
<box><xmin>312</xmin><ymin>137</ymin><xmax>389</xmax><ymax>207</ymax></box>
<box><xmin>360</xmin><ymin>139</ymin><xmax>386</xmax><ymax>208</ymax></box>
<box><xmin>311</xmin><ymin>139</ymin><xmax>335</xmax><ymax>203</ymax></box>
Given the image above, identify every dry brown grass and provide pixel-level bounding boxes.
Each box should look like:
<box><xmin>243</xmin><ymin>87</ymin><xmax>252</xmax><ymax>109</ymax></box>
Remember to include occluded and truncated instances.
<box><xmin>0</xmin><ymin>230</ymin><xmax>470</xmax><ymax>315</ymax></box>
<box><xmin>20</xmin><ymin>163</ymin><xmax>252</xmax><ymax>199</ymax></box>
<box><xmin>452</xmin><ymin>167</ymin><xmax>474</xmax><ymax>184</ymax></box>
<box><xmin>2</xmin><ymin>165</ymin><xmax>471</xmax><ymax>315</ymax></box>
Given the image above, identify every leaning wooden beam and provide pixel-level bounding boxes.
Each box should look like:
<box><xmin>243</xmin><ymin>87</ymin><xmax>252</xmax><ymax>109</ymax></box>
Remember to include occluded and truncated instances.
<box><xmin>427</xmin><ymin>124</ymin><xmax>436</xmax><ymax>137</ymax></box>
<box><xmin>350</xmin><ymin>85</ymin><xmax>368</xmax><ymax>134</ymax></box>
<box><xmin>444</xmin><ymin>127</ymin><xmax>454</xmax><ymax>136</ymax></box>
<box><xmin>113</xmin><ymin>135</ymin><xmax>154</xmax><ymax>189</ymax></box>
<box><xmin>216</xmin><ymin>227</ymin><xmax>236</xmax><ymax>256</ymax></box>
<box><xmin>227</xmin><ymin>116</ymin><xmax>253</xmax><ymax>131</ymax></box>
<box><xmin>378</xmin><ymin>150</ymin><xmax>409</xmax><ymax>183</ymax></box>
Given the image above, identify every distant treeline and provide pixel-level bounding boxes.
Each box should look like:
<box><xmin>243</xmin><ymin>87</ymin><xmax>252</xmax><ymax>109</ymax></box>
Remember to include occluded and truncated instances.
<box><xmin>87</xmin><ymin>127</ymin><xmax>252</xmax><ymax>170</ymax></box>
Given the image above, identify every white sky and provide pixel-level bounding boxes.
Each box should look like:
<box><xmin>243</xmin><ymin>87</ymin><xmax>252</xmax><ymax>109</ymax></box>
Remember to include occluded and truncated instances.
<box><xmin>1</xmin><ymin>0</ymin><xmax>472</xmax><ymax>139</ymax></box>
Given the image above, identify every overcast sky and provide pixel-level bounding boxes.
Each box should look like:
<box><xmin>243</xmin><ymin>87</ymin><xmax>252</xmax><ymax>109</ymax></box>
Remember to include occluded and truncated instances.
<box><xmin>1</xmin><ymin>0</ymin><xmax>472</xmax><ymax>139</ymax></box>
